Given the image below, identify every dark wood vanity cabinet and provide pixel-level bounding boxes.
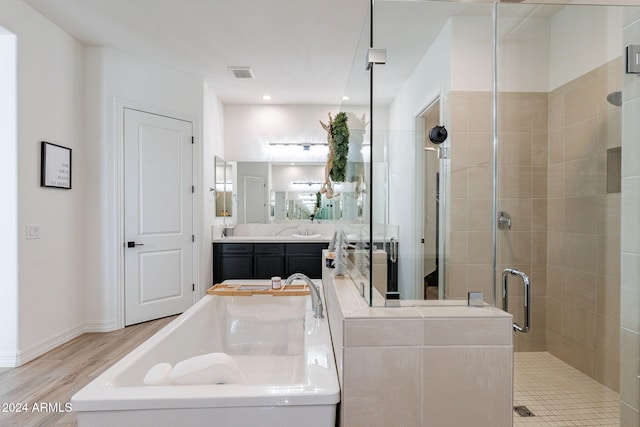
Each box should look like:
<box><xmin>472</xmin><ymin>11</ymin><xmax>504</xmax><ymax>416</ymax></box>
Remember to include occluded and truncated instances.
<box><xmin>284</xmin><ymin>243</ymin><xmax>325</xmax><ymax>279</ymax></box>
<box><xmin>213</xmin><ymin>242</ymin><xmax>327</xmax><ymax>284</ymax></box>
<box><xmin>213</xmin><ymin>243</ymin><xmax>253</xmax><ymax>283</ymax></box>
<box><xmin>253</xmin><ymin>243</ymin><xmax>285</xmax><ymax>279</ymax></box>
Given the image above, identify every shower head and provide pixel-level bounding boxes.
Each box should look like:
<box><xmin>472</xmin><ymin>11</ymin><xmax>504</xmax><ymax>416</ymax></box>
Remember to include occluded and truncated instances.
<box><xmin>607</xmin><ymin>91</ymin><xmax>622</xmax><ymax>107</ymax></box>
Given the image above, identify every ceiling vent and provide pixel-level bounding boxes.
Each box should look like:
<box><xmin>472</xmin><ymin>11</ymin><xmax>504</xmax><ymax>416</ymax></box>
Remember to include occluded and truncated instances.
<box><xmin>228</xmin><ymin>66</ymin><xmax>255</xmax><ymax>79</ymax></box>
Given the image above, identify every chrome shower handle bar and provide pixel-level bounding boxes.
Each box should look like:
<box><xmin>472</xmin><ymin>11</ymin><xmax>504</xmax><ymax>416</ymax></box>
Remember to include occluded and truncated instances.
<box><xmin>389</xmin><ymin>237</ymin><xmax>397</xmax><ymax>263</ymax></box>
<box><xmin>502</xmin><ymin>268</ymin><xmax>530</xmax><ymax>333</ymax></box>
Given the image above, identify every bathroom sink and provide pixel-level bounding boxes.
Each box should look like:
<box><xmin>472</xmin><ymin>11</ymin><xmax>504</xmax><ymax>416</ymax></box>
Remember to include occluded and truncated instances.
<box><xmin>291</xmin><ymin>233</ymin><xmax>322</xmax><ymax>239</ymax></box>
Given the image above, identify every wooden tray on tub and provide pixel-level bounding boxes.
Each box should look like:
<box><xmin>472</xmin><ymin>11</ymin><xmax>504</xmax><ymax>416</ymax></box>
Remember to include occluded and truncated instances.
<box><xmin>207</xmin><ymin>283</ymin><xmax>310</xmax><ymax>297</ymax></box>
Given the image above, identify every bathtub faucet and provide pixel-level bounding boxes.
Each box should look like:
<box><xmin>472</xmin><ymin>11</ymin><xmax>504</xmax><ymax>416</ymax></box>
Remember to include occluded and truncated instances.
<box><xmin>284</xmin><ymin>273</ymin><xmax>324</xmax><ymax>319</ymax></box>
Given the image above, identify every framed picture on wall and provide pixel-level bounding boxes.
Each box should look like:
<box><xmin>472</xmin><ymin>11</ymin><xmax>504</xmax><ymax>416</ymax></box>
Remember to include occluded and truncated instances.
<box><xmin>41</xmin><ymin>141</ymin><xmax>72</xmax><ymax>189</ymax></box>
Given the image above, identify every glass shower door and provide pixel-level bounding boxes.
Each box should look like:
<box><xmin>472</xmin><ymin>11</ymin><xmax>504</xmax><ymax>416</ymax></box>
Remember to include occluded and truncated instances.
<box><xmin>372</xmin><ymin>1</ymin><xmax>497</xmax><ymax>304</ymax></box>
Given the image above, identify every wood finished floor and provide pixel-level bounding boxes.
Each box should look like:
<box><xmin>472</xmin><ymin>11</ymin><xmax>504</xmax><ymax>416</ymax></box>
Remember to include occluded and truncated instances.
<box><xmin>0</xmin><ymin>315</ymin><xmax>177</xmax><ymax>427</ymax></box>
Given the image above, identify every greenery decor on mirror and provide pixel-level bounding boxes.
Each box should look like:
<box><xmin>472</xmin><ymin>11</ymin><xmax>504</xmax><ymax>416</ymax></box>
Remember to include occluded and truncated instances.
<box><xmin>329</xmin><ymin>112</ymin><xmax>349</xmax><ymax>182</ymax></box>
<box><xmin>319</xmin><ymin>112</ymin><xmax>349</xmax><ymax>199</ymax></box>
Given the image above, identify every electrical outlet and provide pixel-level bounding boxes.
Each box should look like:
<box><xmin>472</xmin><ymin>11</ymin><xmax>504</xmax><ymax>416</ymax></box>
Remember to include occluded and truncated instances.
<box><xmin>26</xmin><ymin>224</ymin><xmax>40</xmax><ymax>240</ymax></box>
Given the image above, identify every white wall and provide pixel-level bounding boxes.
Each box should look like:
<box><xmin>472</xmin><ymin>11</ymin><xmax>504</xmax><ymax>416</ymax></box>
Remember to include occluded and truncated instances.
<box><xmin>0</xmin><ymin>28</ymin><xmax>18</xmax><ymax>364</ymax></box>
<box><xmin>449</xmin><ymin>7</ymin><xmax>621</xmax><ymax>96</ymax></box>
<box><xmin>202</xmin><ymin>82</ymin><xmax>225</xmax><ymax>290</ymax></box>
<box><xmin>450</xmin><ymin>16</ymin><xmax>493</xmax><ymax>92</ymax></box>
<box><xmin>0</xmin><ymin>0</ymin><xmax>86</xmax><ymax>366</ymax></box>
<box><xmin>224</xmin><ymin>104</ymin><xmax>380</xmax><ymax>163</ymax></box>
<box><xmin>388</xmin><ymin>20</ymin><xmax>452</xmax><ymax>297</ymax></box>
<box><xmin>84</xmin><ymin>46</ymin><xmax>213</xmax><ymax>329</ymax></box>
<box><xmin>496</xmin><ymin>16</ymin><xmax>551</xmax><ymax>93</ymax></box>
<box><xmin>236</xmin><ymin>162</ymin><xmax>270</xmax><ymax>224</ymax></box>
<box><xmin>549</xmin><ymin>5</ymin><xmax>623</xmax><ymax>91</ymax></box>
<box><xmin>272</xmin><ymin>164</ymin><xmax>325</xmax><ymax>192</ymax></box>
<box><xmin>451</xmin><ymin>15</ymin><xmax>550</xmax><ymax>93</ymax></box>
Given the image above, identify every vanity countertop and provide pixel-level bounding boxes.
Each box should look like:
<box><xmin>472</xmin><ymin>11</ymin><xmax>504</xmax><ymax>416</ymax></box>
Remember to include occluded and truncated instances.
<box><xmin>213</xmin><ymin>235</ymin><xmax>395</xmax><ymax>244</ymax></box>
<box><xmin>213</xmin><ymin>236</ymin><xmax>332</xmax><ymax>243</ymax></box>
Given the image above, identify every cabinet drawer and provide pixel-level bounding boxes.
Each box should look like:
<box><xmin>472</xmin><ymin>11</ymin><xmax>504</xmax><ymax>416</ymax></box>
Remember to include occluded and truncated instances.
<box><xmin>254</xmin><ymin>243</ymin><xmax>284</xmax><ymax>255</ymax></box>
<box><xmin>285</xmin><ymin>243</ymin><xmax>327</xmax><ymax>255</ymax></box>
<box><xmin>285</xmin><ymin>256</ymin><xmax>323</xmax><ymax>279</ymax></box>
<box><xmin>218</xmin><ymin>255</ymin><xmax>254</xmax><ymax>281</ymax></box>
<box><xmin>254</xmin><ymin>255</ymin><xmax>284</xmax><ymax>278</ymax></box>
<box><xmin>218</xmin><ymin>243</ymin><xmax>253</xmax><ymax>254</ymax></box>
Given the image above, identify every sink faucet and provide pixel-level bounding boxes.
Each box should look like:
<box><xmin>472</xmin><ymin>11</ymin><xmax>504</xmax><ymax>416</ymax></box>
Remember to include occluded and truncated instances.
<box><xmin>284</xmin><ymin>273</ymin><xmax>324</xmax><ymax>318</ymax></box>
<box><xmin>300</xmin><ymin>227</ymin><xmax>312</xmax><ymax>236</ymax></box>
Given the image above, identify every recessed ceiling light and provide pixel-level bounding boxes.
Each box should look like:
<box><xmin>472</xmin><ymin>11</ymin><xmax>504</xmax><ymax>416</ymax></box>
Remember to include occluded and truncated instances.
<box><xmin>342</xmin><ymin>96</ymin><xmax>350</xmax><ymax>101</ymax></box>
<box><xmin>262</xmin><ymin>94</ymin><xmax>272</xmax><ymax>101</ymax></box>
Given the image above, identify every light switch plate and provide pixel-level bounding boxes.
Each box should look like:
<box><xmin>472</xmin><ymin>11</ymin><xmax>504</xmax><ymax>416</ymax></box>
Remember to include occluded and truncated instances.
<box><xmin>26</xmin><ymin>224</ymin><xmax>40</xmax><ymax>240</ymax></box>
<box><xmin>627</xmin><ymin>45</ymin><xmax>640</xmax><ymax>74</ymax></box>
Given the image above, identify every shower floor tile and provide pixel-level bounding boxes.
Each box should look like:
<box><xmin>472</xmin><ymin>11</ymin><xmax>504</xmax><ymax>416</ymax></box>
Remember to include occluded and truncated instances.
<box><xmin>514</xmin><ymin>352</ymin><xmax>619</xmax><ymax>426</ymax></box>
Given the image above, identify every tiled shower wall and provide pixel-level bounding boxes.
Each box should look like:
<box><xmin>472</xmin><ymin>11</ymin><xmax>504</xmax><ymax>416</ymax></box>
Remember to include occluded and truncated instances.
<box><xmin>545</xmin><ymin>58</ymin><xmax>622</xmax><ymax>392</ymax></box>
<box><xmin>445</xmin><ymin>91</ymin><xmax>548</xmax><ymax>352</ymax></box>
<box><xmin>498</xmin><ymin>92</ymin><xmax>549</xmax><ymax>353</ymax></box>
<box><xmin>444</xmin><ymin>58</ymin><xmax>624</xmax><ymax>391</ymax></box>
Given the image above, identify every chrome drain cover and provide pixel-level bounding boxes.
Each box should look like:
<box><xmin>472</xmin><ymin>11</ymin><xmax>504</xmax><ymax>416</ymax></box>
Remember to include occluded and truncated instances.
<box><xmin>514</xmin><ymin>406</ymin><xmax>535</xmax><ymax>417</ymax></box>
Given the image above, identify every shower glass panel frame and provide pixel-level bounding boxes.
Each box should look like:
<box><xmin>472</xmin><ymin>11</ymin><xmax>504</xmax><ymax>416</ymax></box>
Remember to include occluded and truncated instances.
<box><xmin>339</xmin><ymin>2</ymin><xmax>375</xmax><ymax>305</ymax></box>
<box><xmin>371</xmin><ymin>0</ymin><xmax>497</xmax><ymax>307</ymax></box>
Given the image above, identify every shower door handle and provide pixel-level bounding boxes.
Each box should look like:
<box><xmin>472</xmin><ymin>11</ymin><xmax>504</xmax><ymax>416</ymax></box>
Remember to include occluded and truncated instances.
<box><xmin>502</xmin><ymin>268</ymin><xmax>530</xmax><ymax>333</ymax></box>
<box><xmin>389</xmin><ymin>237</ymin><xmax>397</xmax><ymax>263</ymax></box>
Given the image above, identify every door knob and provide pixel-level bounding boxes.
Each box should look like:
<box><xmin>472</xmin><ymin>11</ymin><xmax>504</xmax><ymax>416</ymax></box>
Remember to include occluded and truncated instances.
<box><xmin>127</xmin><ymin>241</ymin><xmax>144</xmax><ymax>248</ymax></box>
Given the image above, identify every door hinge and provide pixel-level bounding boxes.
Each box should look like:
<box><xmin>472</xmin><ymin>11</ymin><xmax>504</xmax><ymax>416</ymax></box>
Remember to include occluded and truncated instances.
<box><xmin>192</xmin><ymin>235</ymin><xmax>195</xmax><ymax>242</ymax></box>
<box><xmin>192</xmin><ymin>185</ymin><xmax>195</xmax><ymax>193</ymax></box>
<box><xmin>191</xmin><ymin>136</ymin><xmax>194</xmax><ymax>144</ymax></box>
<box><xmin>192</xmin><ymin>284</ymin><xmax>195</xmax><ymax>291</ymax></box>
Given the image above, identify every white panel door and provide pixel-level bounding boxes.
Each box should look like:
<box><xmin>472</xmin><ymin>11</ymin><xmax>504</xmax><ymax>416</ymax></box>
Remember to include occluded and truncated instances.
<box><xmin>244</xmin><ymin>176</ymin><xmax>265</xmax><ymax>223</ymax></box>
<box><xmin>124</xmin><ymin>108</ymin><xmax>194</xmax><ymax>326</ymax></box>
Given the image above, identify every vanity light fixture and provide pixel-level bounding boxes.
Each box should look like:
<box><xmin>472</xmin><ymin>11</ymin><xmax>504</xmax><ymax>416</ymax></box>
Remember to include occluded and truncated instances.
<box><xmin>267</xmin><ymin>141</ymin><xmax>328</xmax><ymax>148</ymax></box>
<box><xmin>293</xmin><ymin>181</ymin><xmax>323</xmax><ymax>186</ymax></box>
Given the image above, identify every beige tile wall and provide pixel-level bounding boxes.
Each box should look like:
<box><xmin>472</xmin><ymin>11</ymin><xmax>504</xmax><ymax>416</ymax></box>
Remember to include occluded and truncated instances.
<box><xmin>324</xmin><ymin>262</ymin><xmax>514</xmax><ymax>427</ymax></box>
<box><xmin>546</xmin><ymin>58</ymin><xmax>622</xmax><ymax>392</ymax></box>
<box><xmin>445</xmin><ymin>92</ymin><xmax>494</xmax><ymax>302</ymax></box>
<box><xmin>499</xmin><ymin>92</ymin><xmax>549</xmax><ymax>353</ymax></box>
<box><xmin>446</xmin><ymin>59</ymin><xmax>624</xmax><ymax>391</ymax></box>
<box><xmin>445</xmin><ymin>91</ymin><xmax>548</xmax><ymax>352</ymax></box>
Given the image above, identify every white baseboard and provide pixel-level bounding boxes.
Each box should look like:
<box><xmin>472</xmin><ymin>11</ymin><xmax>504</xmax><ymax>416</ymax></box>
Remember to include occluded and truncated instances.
<box><xmin>15</xmin><ymin>324</ymin><xmax>86</xmax><ymax>367</ymax></box>
<box><xmin>83</xmin><ymin>319</ymin><xmax>118</xmax><ymax>333</ymax></box>
<box><xmin>0</xmin><ymin>352</ymin><xmax>20</xmax><ymax>368</ymax></box>
<box><xmin>0</xmin><ymin>320</ymin><xmax>120</xmax><ymax>367</ymax></box>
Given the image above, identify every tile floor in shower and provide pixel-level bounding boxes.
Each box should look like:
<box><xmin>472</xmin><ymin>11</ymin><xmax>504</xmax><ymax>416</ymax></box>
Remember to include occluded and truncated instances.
<box><xmin>514</xmin><ymin>352</ymin><xmax>620</xmax><ymax>426</ymax></box>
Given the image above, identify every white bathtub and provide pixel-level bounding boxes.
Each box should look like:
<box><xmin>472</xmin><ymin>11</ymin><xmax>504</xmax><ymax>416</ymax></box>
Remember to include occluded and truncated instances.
<box><xmin>72</xmin><ymin>280</ymin><xmax>339</xmax><ymax>427</ymax></box>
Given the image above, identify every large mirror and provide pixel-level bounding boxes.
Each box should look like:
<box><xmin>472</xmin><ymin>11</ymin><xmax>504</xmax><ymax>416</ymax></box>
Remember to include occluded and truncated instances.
<box><xmin>270</xmin><ymin>163</ymin><xmax>364</xmax><ymax>222</ymax></box>
<box><xmin>231</xmin><ymin>161</ymin><xmax>367</xmax><ymax>224</ymax></box>
<box><xmin>214</xmin><ymin>156</ymin><xmax>233</xmax><ymax>218</ymax></box>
